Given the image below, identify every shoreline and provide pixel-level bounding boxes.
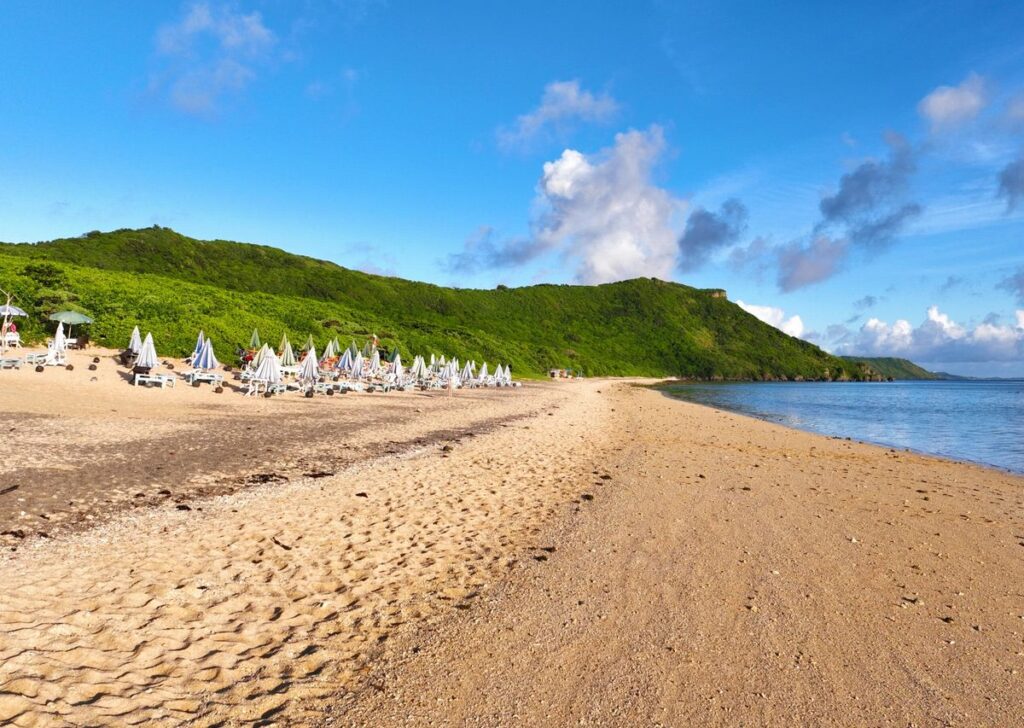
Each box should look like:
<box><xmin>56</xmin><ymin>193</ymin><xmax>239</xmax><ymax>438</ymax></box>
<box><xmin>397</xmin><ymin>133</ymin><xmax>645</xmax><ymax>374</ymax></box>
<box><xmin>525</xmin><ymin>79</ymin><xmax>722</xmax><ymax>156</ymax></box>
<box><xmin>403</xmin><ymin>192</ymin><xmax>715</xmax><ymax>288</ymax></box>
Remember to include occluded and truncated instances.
<box><xmin>1</xmin><ymin>375</ymin><xmax>1022</xmax><ymax>725</ymax></box>
<box><xmin>658</xmin><ymin>379</ymin><xmax>1024</xmax><ymax>477</ymax></box>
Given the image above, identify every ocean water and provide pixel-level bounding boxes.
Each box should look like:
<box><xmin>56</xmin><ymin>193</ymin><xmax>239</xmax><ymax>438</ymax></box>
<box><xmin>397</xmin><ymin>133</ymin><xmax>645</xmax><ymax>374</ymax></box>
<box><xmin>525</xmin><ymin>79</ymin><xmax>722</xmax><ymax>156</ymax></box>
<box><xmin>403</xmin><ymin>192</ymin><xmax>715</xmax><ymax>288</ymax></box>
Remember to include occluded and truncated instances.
<box><xmin>661</xmin><ymin>380</ymin><xmax>1024</xmax><ymax>474</ymax></box>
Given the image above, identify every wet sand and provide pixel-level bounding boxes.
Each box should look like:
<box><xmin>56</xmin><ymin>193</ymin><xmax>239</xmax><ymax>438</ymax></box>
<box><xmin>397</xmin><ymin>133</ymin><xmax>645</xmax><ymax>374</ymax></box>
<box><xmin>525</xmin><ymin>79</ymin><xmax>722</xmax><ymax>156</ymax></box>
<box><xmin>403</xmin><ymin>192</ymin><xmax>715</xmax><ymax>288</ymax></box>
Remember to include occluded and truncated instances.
<box><xmin>1</xmin><ymin>352</ymin><xmax>1022</xmax><ymax>725</ymax></box>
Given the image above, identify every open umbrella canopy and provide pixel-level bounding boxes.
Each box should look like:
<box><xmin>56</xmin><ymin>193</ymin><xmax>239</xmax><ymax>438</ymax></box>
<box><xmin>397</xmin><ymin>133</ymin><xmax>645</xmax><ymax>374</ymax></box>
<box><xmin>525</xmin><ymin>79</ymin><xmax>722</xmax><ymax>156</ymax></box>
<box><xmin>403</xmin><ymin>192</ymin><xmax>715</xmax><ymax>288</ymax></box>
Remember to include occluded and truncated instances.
<box><xmin>298</xmin><ymin>346</ymin><xmax>320</xmax><ymax>383</ymax></box>
<box><xmin>136</xmin><ymin>333</ymin><xmax>158</xmax><ymax>369</ymax></box>
<box><xmin>249</xmin><ymin>328</ymin><xmax>261</xmax><ymax>349</ymax></box>
<box><xmin>128</xmin><ymin>326</ymin><xmax>142</xmax><ymax>354</ymax></box>
<box><xmin>0</xmin><ymin>304</ymin><xmax>27</xmax><ymax>317</ymax></box>
<box><xmin>194</xmin><ymin>338</ymin><xmax>219</xmax><ymax>370</ymax></box>
<box><xmin>279</xmin><ymin>340</ymin><xmax>297</xmax><ymax>367</ymax></box>
<box><xmin>49</xmin><ymin>310</ymin><xmax>93</xmax><ymax>325</ymax></box>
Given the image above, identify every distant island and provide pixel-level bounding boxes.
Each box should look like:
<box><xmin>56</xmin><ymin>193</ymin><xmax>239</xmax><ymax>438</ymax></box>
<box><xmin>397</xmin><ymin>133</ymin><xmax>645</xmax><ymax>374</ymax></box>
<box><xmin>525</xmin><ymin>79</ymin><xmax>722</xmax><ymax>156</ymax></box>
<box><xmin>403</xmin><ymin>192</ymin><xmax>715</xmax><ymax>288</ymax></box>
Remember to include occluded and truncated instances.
<box><xmin>0</xmin><ymin>227</ymin><xmax>925</xmax><ymax>382</ymax></box>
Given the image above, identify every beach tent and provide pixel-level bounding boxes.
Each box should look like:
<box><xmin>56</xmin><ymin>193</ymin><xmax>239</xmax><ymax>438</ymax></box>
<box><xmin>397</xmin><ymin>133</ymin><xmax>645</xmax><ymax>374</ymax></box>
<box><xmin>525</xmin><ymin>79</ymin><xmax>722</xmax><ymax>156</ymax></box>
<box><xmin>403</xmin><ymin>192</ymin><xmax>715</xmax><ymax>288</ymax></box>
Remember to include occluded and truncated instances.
<box><xmin>252</xmin><ymin>348</ymin><xmax>281</xmax><ymax>384</ymax></box>
<box><xmin>136</xmin><ymin>333</ymin><xmax>158</xmax><ymax>370</ymax></box>
<box><xmin>298</xmin><ymin>346</ymin><xmax>320</xmax><ymax>384</ymax></box>
<box><xmin>351</xmin><ymin>351</ymin><xmax>364</xmax><ymax>379</ymax></box>
<box><xmin>249</xmin><ymin>329</ymin><xmax>261</xmax><ymax>349</ymax></box>
<box><xmin>193</xmin><ymin>338</ymin><xmax>219</xmax><ymax>371</ymax></box>
<box><xmin>191</xmin><ymin>330</ymin><xmax>206</xmax><ymax>361</ymax></box>
<box><xmin>279</xmin><ymin>339</ymin><xmax>297</xmax><ymax>367</ymax></box>
<box><xmin>127</xmin><ymin>326</ymin><xmax>143</xmax><ymax>354</ymax></box>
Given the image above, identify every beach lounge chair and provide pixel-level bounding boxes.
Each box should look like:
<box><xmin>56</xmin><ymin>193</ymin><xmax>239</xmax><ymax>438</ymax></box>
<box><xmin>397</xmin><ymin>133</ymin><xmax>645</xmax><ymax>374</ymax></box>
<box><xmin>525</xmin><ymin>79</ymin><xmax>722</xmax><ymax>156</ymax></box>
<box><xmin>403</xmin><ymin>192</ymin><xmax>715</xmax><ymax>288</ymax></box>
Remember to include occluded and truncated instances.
<box><xmin>134</xmin><ymin>372</ymin><xmax>176</xmax><ymax>388</ymax></box>
<box><xmin>3</xmin><ymin>331</ymin><xmax>21</xmax><ymax>348</ymax></box>
<box><xmin>0</xmin><ymin>357</ymin><xmax>20</xmax><ymax>370</ymax></box>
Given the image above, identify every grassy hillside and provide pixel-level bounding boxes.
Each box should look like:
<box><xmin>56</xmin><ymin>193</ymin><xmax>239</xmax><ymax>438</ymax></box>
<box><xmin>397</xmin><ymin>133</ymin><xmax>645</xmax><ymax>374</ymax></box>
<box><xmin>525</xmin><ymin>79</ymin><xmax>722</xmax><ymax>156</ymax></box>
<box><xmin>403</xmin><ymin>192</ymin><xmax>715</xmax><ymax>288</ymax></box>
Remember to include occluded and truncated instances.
<box><xmin>0</xmin><ymin>227</ymin><xmax>881</xmax><ymax>380</ymax></box>
<box><xmin>839</xmin><ymin>356</ymin><xmax>946</xmax><ymax>380</ymax></box>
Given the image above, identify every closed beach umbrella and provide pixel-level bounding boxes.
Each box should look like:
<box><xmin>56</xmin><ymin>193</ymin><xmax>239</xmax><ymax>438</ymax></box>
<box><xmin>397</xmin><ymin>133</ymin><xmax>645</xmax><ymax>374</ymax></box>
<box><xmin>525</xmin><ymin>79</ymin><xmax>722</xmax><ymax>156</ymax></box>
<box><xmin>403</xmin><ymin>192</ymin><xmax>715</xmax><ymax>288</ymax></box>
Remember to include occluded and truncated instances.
<box><xmin>194</xmin><ymin>338</ymin><xmax>219</xmax><ymax>371</ymax></box>
<box><xmin>303</xmin><ymin>334</ymin><xmax>316</xmax><ymax>353</ymax></box>
<box><xmin>278</xmin><ymin>332</ymin><xmax>290</xmax><ymax>354</ymax></box>
<box><xmin>252</xmin><ymin>348</ymin><xmax>281</xmax><ymax>384</ymax></box>
<box><xmin>279</xmin><ymin>339</ymin><xmax>297</xmax><ymax>367</ymax></box>
<box><xmin>393</xmin><ymin>353</ymin><xmax>404</xmax><ymax>380</ymax></box>
<box><xmin>321</xmin><ymin>338</ymin><xmax>336</xmax><ymax>361</ymax></box>
<box><xmin>351</xmin><ymin>351</ymin><xmax>364</xmax><ymax>379</ymax></box>
<box><xmin>460</xmin><ymin>361</ymin><xmax>473</xmax><ymax>381</ymax></box>
<box><xmin>368</xmin><ymin>349</ymin><xmax>380</xmax><ymax>375</ymax></box>
<box><xmin>249</xmin><ymin>328</ymin><xmax>261</xmax><ymax>349</ymax></box>
<box><xmin>191</xmin><ymin>330</ymin><xmax>206</xmax><ymax>360</ymax></box>
<box><xmin>479</xmin><ymin>362</ymin><xmax>489</xmax><ymax>380</ymax></box>
<box><xmin>136</xmin><ymin>332</ymin><xmax>158</xmax><ymax>369</ymax></box>
<box><xmin>252</xmin><ymin>342</ymin><xmax>270</xmax><ymax>368</ymax></box>
<box><xmin>298</xmin><ymin>346</ymin><xmax>320</xmax><ymax>384</ymax></box>
<box><xmin>53</xmin><ymin>322</ymin><xmax>67</xmax><ymax>353</ymax></box>
<box><xmin>128</xmin><ymin>326</ymin><xmax>143</xmax><ymax>354</ymax></box>
<box><xmin>336</xmin><ymin>347</ymin><xmax>352</xmax><ymax>373</ymax></box>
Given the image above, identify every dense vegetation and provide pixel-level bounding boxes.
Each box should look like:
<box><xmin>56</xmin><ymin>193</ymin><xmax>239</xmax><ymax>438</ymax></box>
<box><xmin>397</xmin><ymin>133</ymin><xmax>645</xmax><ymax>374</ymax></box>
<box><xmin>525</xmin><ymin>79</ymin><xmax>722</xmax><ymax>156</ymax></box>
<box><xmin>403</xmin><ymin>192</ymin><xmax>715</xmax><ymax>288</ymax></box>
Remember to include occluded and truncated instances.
<box><xmin>1</xmin><ymin>227</ymin><xmax>883</xmax><ymax>380</ymax></box>
<box><xmin>839</xmin><ymin>357</ymin><xmax>949</xmax><ymax>380</ymax></box>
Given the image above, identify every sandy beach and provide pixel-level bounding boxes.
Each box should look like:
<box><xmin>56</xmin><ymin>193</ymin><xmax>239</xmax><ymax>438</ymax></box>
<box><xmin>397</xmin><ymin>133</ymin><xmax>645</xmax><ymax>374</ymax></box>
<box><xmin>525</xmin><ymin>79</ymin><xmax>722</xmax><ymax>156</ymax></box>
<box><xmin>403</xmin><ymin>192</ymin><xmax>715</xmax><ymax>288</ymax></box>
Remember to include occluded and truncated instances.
<box><xmin>1</xmin><ymin>351</ymin><xmax>1022</xmax><ymax>726</ymax></box>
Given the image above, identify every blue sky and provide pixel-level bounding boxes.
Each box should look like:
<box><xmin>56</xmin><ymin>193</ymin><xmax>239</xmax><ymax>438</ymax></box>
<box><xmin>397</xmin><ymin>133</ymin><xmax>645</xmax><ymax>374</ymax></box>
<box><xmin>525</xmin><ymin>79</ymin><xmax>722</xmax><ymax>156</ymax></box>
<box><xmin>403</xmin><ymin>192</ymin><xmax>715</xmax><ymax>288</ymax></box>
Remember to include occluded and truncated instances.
<box><xmin>2</xmin><ymin>1</ymin><xmax>1024</xmax><ymax>375</ymax></box>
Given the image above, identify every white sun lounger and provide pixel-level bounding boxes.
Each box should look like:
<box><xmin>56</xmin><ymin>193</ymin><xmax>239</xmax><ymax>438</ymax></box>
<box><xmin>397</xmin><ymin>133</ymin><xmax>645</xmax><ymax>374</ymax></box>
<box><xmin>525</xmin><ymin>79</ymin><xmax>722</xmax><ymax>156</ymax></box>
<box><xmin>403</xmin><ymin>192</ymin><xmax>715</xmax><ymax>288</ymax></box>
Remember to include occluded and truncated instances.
<box><xmin>134</xmin><ymin>373</ymin><xmax>176</xmax><ymax>388</ymax></box>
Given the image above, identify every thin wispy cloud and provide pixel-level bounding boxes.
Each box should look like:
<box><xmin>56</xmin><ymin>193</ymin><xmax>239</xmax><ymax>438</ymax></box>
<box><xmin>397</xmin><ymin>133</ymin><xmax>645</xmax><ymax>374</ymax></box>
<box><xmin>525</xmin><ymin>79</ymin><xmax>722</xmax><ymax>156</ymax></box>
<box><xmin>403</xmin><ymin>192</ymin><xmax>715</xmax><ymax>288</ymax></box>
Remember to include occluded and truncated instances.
<box><xmin>151</xmin><ymin>2</ymin><xmax>277</xmax><ymax>116</ymax></box>
<box><xmin>918</xmin><ymin>73</ymin><xmax>988</xmax><ymax>132</ymax></box>
<box><xmin>496</xmin><ymin>80</ymin><xmax>619</xmax><ymax>152</ymax></box>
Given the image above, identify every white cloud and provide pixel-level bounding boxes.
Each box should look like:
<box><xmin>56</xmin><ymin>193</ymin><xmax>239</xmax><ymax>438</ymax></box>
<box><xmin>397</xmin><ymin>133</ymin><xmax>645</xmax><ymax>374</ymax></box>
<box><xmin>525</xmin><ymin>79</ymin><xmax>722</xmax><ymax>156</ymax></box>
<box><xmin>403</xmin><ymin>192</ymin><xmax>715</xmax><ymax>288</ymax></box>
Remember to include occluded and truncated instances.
<box><xmin>153</xmin><ymin>2</ymin><xmax>276</xmax><ymax>115</ymax></box>
<box><xmin>833</xmin><ymin>305</ymin><xmax>1024</xmax><ymax>362</ymax></box>
<box><xmin>736</xmin><ymin>300</ymin><xmax>805</xmax><ymax>338</ymax></box>
<box><xmin>918</xmin><ymin>73</ymin><xmax>987</xmax><ymax>131</ymax></box>
<box><xmin>533</xmin><ymin>125</ymin><xmax>686</xmax><ymax>283</ymax></box>
<box><xmin>497</xmin><ymin>80</ymin><xmax>618</xmax><ymax>151</ymax></box>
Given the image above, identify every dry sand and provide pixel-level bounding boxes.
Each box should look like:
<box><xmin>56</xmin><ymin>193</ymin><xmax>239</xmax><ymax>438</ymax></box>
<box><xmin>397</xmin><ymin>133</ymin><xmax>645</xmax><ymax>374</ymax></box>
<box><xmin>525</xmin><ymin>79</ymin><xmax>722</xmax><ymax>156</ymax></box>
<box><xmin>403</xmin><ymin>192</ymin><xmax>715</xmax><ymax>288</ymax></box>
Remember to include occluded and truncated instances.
<box><xmin>1</xmin><ymin>351</ymin><xmax>1022</xmax><ymax>726</ymax></box>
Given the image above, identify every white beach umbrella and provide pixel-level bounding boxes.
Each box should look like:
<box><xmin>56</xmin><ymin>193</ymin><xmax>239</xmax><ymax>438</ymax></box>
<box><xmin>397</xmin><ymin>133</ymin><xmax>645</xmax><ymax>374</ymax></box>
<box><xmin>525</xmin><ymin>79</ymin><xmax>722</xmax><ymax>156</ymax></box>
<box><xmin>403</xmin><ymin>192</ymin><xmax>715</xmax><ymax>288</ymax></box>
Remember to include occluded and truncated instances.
<box><xmin>128</xmin><ymin>325</ymin><xmax>143</xmax><ymax>354</ymax></box>
<box><xmin>478</xmin><ymin>362</ymin><xmax>489</xmax><ymax>381</ymax></box>
<box><xmin>193</xmin><ymin>338</ymin><xmax>219</xmax><ymax>371</ymax></box>
<box><xmin>394</xmin><ymin>353</ymin><xmax>404</xmax><ymax>380</ymax></box>
<box><xmin>351</xmin><ymin>351</ymin><xmax>364</xmax><ymax>379</ymax></box>
<box><xmin>53</xmin><ymin>322</ymin><xmax>67</xmax><ymax>354</ymax></box>
<box><xmin>136</xmin><ymin>332</ymin><xmax>158</xmax><ymax>369</ymax></box>
<box><xmin>279</xmin><ymin>339</ymin><xmax>297</xmax><ymax>367</ymax></box>
<box><xmin>321</xmin><ymin>339</ymin><xmax>336</xmax><ymax>361</ymax></box>
<box><xmin>252</xmin><ymin>343</ymin><xmax>270</xmax><ymax>368</ymax></box>
<box><xmin>368</xmin><ymin>349</ymin><xmax>381</xmax><ymax>375</ymax></box>
<box><xmin>0</xmin><ymin>304</ymin><xmax>27</xmax><ymax>317</ymax></box>
<box><xmin>298</xmin><ymin>346</ymin><xmax>320</xmax><ymax>384</ymax></box>
<box><xmin>460</xmin><ymin>361</ymin><xmax>473</xmax><ymax>380</ymax></box>
<box><xmin>253</xmin><ymin>348</ymin><xmax>281</xmax><ymax>384</ymax></box>
<box><xmin>336</xmin><ymin>347</ymin><xmax>353</xmax><ymax>372</ymax></box>
<box><xmin>429</xmin><ymin>353</ymin><xmax>436</xmax><ymax>370</ymax></box>
<box><xmin>391</xmin><ymin>352</ymin><xmax>402</xmax><ymax>371</ymax></box>
<box><xmin>193</xmin><ymin>330</ymin><xmax>205</xmax><ymax>356</ymax></box>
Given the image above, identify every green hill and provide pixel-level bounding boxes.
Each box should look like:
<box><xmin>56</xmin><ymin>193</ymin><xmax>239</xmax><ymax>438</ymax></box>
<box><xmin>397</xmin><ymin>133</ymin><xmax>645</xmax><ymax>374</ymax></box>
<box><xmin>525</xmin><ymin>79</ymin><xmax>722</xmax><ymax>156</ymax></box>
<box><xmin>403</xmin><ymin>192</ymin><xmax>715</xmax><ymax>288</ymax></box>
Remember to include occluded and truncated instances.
<box><xmin>839</xmin><ymin>356</ymin><xmax>950</xmax><ymax>380</ymax></box>
<box><xmin>0</xmin><ymin>227</ymin><xmax>881</xmax><ymax>380</ymax></box>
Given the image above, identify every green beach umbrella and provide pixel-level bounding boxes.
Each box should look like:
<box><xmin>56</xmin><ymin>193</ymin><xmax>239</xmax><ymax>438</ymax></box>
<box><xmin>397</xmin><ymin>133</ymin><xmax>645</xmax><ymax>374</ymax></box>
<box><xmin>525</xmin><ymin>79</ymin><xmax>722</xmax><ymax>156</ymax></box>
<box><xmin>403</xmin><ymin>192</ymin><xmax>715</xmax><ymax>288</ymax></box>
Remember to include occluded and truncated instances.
<box><xmin>49</xmin><ymin>311</ymin><xmax>93</xmax><ymax>325</ymax></box>
<box><xmin>249</xmin><ymin>328</ymin><xmax>261</xmax><ymax>349</ymax></box>
<box><xmin>349</xmin><ymin>340</ymin><xmax>358</xmax><ymax>356</ymax></box>
<box><xmin>303</xmin><ymin>334</ymin><xmax>315</xmax><ymax>352</ymax></box>
<box><xmin>278</xmin><ymin>332</ymin><xmax>290</xmax><ymax>354</ymax></box>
